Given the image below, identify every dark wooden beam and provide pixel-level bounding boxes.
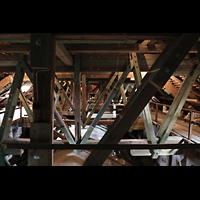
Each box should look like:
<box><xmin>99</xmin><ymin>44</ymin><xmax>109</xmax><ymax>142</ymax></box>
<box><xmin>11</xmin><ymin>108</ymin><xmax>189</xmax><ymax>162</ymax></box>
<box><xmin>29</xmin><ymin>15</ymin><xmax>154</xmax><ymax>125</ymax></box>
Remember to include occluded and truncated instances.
<box><xmin>0</xmin><ymin>43</ymin><xmax>198</xmax><ymax>54</ymax></box>
<box><xmin>28</xmin><ymin>33</ymin><xmax>56</xmax><ymax>166</ymax></box>
<box><xmin>74</xmin><ymin>55</ymin><xmax>81</xmax><ymax>143</ymax></box>
<box><xmin>0</xmin><ymin>33</ymin><xmax>182</xmax><ymax>41</ymax></box>
<box><xmin>3</xmin><ymin>140</ymin><xmax>200</xmax><ymax>150</ymax></box>
<box><xmin>0</xmin><ymin>52</ymin><xmax>194</xmax><ymax>73</ymax></box>
<box><xmin>54</xmin><ymin>33</ymin><xmax>182</xmax><ymax>40</ymax></box>
<box><xmin>82</xmin><ymin>73</ymin><xmax>87</xmax><ymax>122</ymax></box>
<box><xmin>83</xmin><ymin>33</ymin><xmax>200</xmax><ymax>166</ymax></box>
<box><xmin>56</xmin><ymin>43</ymin><xmax>73</xmax><ymax>66</ymax></box>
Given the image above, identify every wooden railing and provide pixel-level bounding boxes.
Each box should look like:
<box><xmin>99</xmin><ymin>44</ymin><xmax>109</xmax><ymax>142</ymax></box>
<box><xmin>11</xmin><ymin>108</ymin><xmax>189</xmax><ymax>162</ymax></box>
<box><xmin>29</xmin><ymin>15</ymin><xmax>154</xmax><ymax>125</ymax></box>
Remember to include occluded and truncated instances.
<box><xmin>149</xmin><ymin>101</ymin><xmax>200</xmax><ymax>141</ymax></box>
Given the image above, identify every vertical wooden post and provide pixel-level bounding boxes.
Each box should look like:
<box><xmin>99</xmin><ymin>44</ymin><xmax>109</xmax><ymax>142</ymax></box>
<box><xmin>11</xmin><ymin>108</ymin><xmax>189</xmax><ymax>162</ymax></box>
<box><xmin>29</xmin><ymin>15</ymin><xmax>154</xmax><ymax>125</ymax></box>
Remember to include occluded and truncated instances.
<box><xmin>74</xmin><ymin>55</ymin><xmax>81</xmax><ymax>143</ymax></box>
<box><xmin>82</xmin><ymin>73</ymin><xmax>87</xmax><ymax>123</ymax></box>
<box><xmin>188</xmin><ymin>111</ymin><xmax>194</xmax><ymax>140</ymax></box>
<box><xmin>155</xmin><ymin>103</ymin><xmax>158</xmax><ymax>122</ymax></box>
<box><xmin>86</xmin><ymin>80</ymin><xmax>90</xmax><ymax>101</ymax></box>
<box><xmin>28</xmin><ymin>33</ymin><xmax>56</xmax><ymax>166</ymax></box>
<box><xmin>72</xmin><ymin>82</ymin><xmax>75</xmax><ymax>106</ymax></box>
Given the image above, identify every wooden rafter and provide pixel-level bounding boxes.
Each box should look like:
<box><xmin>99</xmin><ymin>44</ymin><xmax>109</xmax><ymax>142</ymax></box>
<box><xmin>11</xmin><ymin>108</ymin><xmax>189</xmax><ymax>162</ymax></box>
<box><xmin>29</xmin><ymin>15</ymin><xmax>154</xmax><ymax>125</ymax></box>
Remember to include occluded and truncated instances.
<box><xmin>56</xmin><ymin>43</ymin><xmax>73</xmax><ymax>66</ymax></box>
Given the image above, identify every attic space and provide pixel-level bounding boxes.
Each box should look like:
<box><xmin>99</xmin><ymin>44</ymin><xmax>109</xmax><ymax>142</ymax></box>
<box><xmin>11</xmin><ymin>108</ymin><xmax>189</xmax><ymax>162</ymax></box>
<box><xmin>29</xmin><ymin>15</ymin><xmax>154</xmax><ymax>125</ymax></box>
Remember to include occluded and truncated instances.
<box><xmin>0</xmin><ymin>33</ymin><xmax>200</xmax><ymax>166</ymax></box>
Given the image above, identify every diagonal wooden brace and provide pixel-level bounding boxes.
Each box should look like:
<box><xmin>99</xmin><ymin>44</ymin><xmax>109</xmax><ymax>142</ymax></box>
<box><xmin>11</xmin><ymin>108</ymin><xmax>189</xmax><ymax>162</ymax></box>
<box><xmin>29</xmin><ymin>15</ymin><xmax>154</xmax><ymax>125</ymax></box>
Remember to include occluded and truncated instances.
<box><xmin>0</xmin><ymin>56</ymin><xmax>25</xmax><ymax>142</ymax></box>
<box><xmin>82</xmin><ymin>72</ymin><xmax>118</xmax><ymax>128</ymax></box>
<box><xmin>133</xmin><ymin>53</ymin><xmax>157</xmax><ymax>145</ymax></box>
<box><xmin>83</xmin><ymin>33</ymin><xmax>200</xmax><ymax>166</ymax></box>
<box><xmin>77</xmin><ymin>55</ymin><xmax>134</xmax><ymax>154</ymax></box>
<box><xmin>152</xmin><ymin>63</ymin><xmax>200</xmax><ymax>159</ymax></box>
<box><xmin>55</xmin><ymin>76</ymin><xmax>75</xmax><ymax>111</ymax></box>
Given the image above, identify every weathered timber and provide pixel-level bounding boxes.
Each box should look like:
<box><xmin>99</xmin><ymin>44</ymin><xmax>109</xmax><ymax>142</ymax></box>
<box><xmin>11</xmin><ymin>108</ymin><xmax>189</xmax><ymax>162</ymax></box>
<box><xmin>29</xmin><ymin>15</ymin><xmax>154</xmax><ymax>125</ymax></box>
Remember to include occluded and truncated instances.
<box><xmin>82</xmin><ymin>73</ymin><xmax>87</xmax><ymax>122</ymax></box>
<box><xmin>80</xmin><ymin>56</ymin><xmax>134</xmax><ymax>148</ymax></box>
<box><xmin>83</xmin><ymin>33</ymin><xmax>200</xmax><ymax>166</ymax></box>
<box><xmin>28</xmin><ymin>33</ymin><xmax>56</xmax><ymax>166</ymax></box>
<box><xmin>74</xmin><ymin>55</ymin><xmax>81</xmax><ymax>143</ymax></box>
<box><xmin>0</xmin><ymin>57</ymin><xmax>24</xmax><ymax>142</ymax></box>
<box><xmin>56</xmin><ymin>43</ymin><xmax>73</xmax><ymax>66</ymax></box>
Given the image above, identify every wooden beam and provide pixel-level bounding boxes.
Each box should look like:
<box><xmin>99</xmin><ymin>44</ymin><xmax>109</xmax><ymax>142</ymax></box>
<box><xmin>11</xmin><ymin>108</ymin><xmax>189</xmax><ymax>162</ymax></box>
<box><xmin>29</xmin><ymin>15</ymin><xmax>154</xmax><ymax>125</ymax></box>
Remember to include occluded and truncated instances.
<box><xmin>0</xmin><ymin>57</ymin><xmax>24</xmax><ymax>142</ymax></box>
<box><xmin>0</xmin><ymin>43</ymin><xmax>198</xmax><ymax>54</ymax></box>
<box><xmin>82</xmin><ymin>73</ymin><xmax>87</xmax><ymax>122</ymax></box>
<box><xmin>74</xmin><ymin>55</ymin><xmax>81</xmax><ymax>144</ymax></box>
<box><xmin>28</xmin><ymin>33</ymin><xmax>56</xmax><ymax>166</ymax></box>
<box><xmin>54</xmin><ymin>33</ymin><xmax>181</xmax><ymax>40</ymax></box>
<box><xmin>64</xmin><ymin>43</ymin><xmax>198</xmax><ymax>54</ymax></box>
<box><xmin>133</xmin><ymin>53</ymin><xmax>157</xmax><ymax>145</ymax></box>
<box><xmin>19</xmin><ymin>89</ymin><xmax>33</xmax><ymax>122</ymax></box>
<box><xmin>0</xmin><ymin>33</ymin><xmax>181</xmax><ymax>42</ymax></box>
<box><xmin>54</xmin><ymin>108</ymin><xmax>75</xmax><ymax>144</ymax></box>
<box><xmin>56</xmin><ymin>43</ymin><xmax>73</xmax><ymax>66</ymax></box>
<box><xmin>83</xmin><ymin>33</ymin><xmax>200</xmax><ymax>166</ymax></box>
<box><xmin>55</xmin><ymin>76</ymin><xmax>75</xmax><ymax>111</ymax></box>
<box><xmin>3</xmin><ymin>136</ymin><xmax>183</xmax><ymax>147</ymax></box>
<box><xmin>82</xmin><ymin>72</ymin><xmax>118</xmax><ymax>128</ymax></box>
<box><xmin>118</xmin><ymin>73</ymin><xmax>127</xmax><ymax>105</ymax></box>
<box><xmin>0</xmin><ymin>53</ymin><xmax>193</xmax><ymax>73</ymax></box>
<box><xmin>3</xmin><ymin>141</ymin><xmax>199</xmax><ymax>151</ymax></box>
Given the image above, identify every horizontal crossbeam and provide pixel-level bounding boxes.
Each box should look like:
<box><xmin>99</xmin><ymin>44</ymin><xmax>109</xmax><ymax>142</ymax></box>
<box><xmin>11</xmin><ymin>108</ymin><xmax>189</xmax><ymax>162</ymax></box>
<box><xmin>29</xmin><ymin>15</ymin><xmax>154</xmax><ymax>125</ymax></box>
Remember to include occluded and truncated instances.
<box><xmin>3</xmin><ymin>142</ymin><xmax>200</xmax><ymax>150</ymax></box>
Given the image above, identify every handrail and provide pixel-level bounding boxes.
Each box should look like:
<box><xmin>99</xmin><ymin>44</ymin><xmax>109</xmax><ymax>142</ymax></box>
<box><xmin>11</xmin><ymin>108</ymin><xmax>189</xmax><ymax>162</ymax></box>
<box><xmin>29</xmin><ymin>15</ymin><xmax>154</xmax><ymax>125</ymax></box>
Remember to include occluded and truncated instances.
<box><xmin>150</xmin><ymin>101</ymin><xmax>200</xmax><ymax>114</ymax></box>
<box><xmin>149</xmin><ymin>101</ymin><xmax>200</xmax><ymax>141</ymax></box>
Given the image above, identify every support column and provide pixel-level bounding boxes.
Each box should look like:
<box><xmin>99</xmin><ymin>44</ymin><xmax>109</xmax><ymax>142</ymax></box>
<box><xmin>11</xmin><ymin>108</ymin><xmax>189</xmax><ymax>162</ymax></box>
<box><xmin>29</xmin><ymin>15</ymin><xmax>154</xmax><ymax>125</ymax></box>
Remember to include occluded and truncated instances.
<box><xmin>28</xmin><ymin>33</ymin><xmax>56</xmax><ymax>166</ymax></box>
<box><xmin>74</xmin><ymin>55</ymin><xmax>81</xmax><ymax>143</ymax></box>
<box><xmin>82</xmin><ymin>73</ymin><xmax>87</xmax><ymax>123</ymax></box>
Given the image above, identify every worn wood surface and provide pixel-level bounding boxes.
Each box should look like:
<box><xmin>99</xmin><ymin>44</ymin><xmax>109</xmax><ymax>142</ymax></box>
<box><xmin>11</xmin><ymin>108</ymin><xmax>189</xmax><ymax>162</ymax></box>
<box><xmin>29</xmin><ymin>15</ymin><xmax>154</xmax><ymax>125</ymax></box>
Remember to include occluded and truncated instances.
<box><xmin>28</xmin><ymin>33</ymin><xmax>56</xmax><ymax>166</ymax></box>
<box><xmin>83</xmin><ymin>33</ymin><xmax>200</xmax><ymax>166</ymax></box>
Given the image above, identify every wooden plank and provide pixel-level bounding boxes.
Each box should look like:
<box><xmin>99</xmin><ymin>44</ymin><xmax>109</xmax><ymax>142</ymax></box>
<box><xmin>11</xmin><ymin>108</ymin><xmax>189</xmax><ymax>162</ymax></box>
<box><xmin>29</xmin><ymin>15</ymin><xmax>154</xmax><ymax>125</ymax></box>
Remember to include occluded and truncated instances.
<box><xmin>130</xmin><ymin>149</ymin><xmax>181</xmax><ymax>156</ymax></box>
<box><xmin>0</xmin><ymin>75</ymin><xmax>13</xmax><ymax>90</ymax></box>
<box><xmin>83</xmin><ymin>33</ymin><xmax>200</xmax><ymax>166</ymax></box>
<box><xmin>56</xmin><ymin>43</ymin><xmax>73</xmax><ymax>66</ymax></box>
